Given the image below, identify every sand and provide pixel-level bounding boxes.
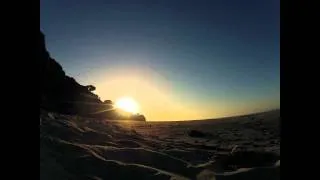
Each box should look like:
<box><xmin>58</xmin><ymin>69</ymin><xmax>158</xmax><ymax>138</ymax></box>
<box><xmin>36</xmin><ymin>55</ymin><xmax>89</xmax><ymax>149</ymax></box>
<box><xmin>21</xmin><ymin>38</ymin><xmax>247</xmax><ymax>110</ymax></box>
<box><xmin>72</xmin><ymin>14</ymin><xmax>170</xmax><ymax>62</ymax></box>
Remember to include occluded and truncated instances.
<box><xmin>40</xmin><ymin>110</ymin><xmax>280</xmax><ymax>180</ymax></box>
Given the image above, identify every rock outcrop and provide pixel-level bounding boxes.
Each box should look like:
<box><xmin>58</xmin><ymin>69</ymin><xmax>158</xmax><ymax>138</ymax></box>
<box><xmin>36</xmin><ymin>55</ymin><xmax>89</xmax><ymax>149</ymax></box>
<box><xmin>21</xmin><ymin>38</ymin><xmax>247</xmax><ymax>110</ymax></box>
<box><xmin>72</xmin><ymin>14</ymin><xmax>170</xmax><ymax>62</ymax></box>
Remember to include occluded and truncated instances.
<box><xmin>39</xmin><ymin>31</ymin><xmax>146</xmax><ymax>121</ymax></box>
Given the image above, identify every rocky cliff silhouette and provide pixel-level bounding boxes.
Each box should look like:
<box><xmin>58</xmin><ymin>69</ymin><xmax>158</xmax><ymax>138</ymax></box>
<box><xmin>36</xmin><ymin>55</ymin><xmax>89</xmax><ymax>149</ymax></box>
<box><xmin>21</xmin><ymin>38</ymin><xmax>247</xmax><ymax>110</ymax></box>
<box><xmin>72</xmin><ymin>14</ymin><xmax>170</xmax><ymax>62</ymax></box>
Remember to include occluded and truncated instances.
<box><xmin>39</xmin><ymin>31</ymin><xmax>146</xmax><ymax>121</ymax></box>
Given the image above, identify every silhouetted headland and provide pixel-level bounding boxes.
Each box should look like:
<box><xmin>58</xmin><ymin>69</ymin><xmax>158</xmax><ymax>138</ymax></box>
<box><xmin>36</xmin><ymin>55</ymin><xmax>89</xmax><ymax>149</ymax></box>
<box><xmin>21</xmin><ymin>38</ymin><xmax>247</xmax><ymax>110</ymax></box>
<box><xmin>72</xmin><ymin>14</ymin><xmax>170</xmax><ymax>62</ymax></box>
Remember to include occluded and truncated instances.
<box><xmin>39</xmin><ymin>31</ymin><xmax>146</xmax><ymax>121</ymax></box>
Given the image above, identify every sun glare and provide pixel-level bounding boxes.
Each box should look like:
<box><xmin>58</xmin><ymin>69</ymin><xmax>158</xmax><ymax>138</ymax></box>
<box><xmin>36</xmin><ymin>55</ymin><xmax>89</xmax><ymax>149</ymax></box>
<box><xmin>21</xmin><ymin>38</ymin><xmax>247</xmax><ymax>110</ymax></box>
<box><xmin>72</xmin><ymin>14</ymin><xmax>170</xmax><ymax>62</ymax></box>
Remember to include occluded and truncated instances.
<box><xmin>115</xmin><ymin>97</ymin><xmax>139</xmax><ymax>114</ymax></box>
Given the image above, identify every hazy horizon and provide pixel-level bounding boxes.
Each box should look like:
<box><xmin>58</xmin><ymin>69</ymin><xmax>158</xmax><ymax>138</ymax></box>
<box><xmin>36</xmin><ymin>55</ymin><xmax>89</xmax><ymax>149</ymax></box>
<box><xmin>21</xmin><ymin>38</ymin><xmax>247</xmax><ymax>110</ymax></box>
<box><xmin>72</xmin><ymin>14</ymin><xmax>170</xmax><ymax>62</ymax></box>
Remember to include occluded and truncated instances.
<box><xmin>140</xmin><ymin>108</ymin><xmax>280</xmax><ymax>122</ymax></box>
<box><xmin>40</xmin><ymin>0</ymin><xmax>279</xmax><ymax>121</ymax></box>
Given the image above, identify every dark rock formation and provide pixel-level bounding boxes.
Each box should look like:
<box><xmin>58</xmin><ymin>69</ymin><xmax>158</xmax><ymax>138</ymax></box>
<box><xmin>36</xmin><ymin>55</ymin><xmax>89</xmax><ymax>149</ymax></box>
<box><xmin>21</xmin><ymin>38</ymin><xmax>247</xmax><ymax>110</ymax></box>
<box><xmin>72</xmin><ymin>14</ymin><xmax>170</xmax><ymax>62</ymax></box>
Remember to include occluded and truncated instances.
<box><xmin>39</xmin><ymin>31</ymin><xmax>146</xmax><ymax>121</ymax></box>
<box><xmin>188</xmin><ymin>130</ymin><xmax>210</xmax><ymax>138</ymax></box>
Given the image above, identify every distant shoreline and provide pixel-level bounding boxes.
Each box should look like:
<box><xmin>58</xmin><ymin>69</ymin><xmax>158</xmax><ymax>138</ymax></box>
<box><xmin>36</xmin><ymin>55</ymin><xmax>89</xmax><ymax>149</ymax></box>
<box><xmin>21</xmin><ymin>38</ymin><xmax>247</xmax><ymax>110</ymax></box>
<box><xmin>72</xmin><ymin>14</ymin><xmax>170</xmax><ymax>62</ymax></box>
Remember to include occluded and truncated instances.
<box><xmin>148</xmin><ymin>109</ymin><xmax>280</xmax><ymax>122</ymax></box>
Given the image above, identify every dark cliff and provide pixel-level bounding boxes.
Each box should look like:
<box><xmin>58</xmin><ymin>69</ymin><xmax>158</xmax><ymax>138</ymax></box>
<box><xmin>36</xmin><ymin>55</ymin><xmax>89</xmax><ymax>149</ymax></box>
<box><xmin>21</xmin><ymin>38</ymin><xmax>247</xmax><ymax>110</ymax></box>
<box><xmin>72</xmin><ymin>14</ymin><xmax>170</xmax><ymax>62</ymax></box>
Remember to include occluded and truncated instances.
<box><xmin>39</xmin><ymin>31</ymin><xmax>146</xmax><ymax>121</ymax></box>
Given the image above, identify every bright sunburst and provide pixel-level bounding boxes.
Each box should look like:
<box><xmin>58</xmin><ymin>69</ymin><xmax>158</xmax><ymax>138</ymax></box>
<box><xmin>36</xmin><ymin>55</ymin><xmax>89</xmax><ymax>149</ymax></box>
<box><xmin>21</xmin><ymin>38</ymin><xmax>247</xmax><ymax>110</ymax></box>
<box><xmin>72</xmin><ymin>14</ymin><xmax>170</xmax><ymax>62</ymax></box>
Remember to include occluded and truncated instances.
<box><xmin>115</xmin><ymin>97</ymin><xmax>139</xmax><ymax>114</ymax></box>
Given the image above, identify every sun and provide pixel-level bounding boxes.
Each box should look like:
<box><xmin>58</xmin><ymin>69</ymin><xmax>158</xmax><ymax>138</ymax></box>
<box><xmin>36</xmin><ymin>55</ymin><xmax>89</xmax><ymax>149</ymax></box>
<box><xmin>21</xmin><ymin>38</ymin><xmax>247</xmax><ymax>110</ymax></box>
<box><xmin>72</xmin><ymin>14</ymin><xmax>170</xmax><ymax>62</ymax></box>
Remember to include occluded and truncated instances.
<box><xmin>115</xmin><ymin>97</ymin><xmax>139</xmax><ymax>114</ymax></box>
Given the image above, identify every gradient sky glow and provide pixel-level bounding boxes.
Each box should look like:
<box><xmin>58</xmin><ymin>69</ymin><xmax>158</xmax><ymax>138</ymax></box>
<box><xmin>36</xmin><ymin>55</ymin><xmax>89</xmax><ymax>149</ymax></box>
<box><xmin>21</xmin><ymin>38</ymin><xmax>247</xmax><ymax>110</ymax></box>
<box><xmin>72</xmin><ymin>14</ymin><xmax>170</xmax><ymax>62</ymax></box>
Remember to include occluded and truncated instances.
<box><xmin>40</xmin><ymin>0</ymin><xmax>280</xmax><ymax>121</ymax></box>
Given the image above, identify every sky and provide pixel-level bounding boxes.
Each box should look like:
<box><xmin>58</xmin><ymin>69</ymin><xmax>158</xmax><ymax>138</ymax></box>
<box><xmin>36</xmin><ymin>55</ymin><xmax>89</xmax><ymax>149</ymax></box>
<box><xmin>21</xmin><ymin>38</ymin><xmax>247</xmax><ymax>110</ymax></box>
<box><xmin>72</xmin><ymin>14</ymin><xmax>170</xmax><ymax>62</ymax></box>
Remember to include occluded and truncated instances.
<box><xmin>40</xmin><ymin>0</ymin><xmax>280</xmax><ymax>121</ymax></box>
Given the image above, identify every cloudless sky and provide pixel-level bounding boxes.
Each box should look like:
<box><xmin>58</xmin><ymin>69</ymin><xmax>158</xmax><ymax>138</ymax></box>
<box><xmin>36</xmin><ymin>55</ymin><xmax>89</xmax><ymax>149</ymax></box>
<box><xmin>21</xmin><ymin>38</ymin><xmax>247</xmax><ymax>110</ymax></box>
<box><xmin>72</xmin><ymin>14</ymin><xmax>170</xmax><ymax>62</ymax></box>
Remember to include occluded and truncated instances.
<box><xmin>40</xmin><ymin>0</ymin><xmax>280</xmax><ymax>121</ymax></box>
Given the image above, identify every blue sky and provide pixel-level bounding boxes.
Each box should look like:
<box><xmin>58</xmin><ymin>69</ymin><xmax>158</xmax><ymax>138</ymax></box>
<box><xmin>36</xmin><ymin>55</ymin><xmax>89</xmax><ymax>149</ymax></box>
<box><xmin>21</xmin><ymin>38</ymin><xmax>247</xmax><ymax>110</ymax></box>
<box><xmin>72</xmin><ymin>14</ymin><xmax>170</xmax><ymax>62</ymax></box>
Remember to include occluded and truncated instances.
<box><xmin>40</xmin><ymin>0</ymin><xmax>280</xmax><ymax>120</ymax></box>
